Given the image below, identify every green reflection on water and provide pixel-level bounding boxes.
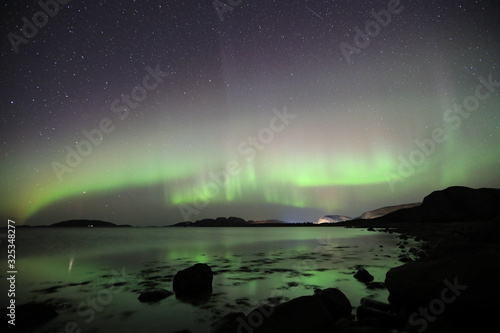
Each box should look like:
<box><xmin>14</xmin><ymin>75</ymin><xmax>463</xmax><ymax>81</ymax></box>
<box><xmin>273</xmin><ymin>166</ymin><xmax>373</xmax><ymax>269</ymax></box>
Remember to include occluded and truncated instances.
<box><xmin>11</xmin><ymin>227</ymin><xmax>417</xmax><ymax>332</ymax></box>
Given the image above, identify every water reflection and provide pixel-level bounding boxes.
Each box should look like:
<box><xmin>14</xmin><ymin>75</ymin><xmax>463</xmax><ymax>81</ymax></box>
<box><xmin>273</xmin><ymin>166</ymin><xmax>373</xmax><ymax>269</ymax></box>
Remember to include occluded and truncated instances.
<box><xmin>68</xmin><ymin>256</ymin><xmax>74</xmax><ymax>273</ymax></box>
<box><xmin>12</xmin><ymin>227</ymin><xmax>419</xmax><ymax>333</ymax></box>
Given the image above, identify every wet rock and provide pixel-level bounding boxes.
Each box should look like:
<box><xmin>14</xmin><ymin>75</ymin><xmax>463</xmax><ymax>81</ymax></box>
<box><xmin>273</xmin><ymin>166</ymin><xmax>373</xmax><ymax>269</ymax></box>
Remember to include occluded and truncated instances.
<box><xmin>249</xmin><ymin>295</ymin><xmax>335</xmax><ymax>333</ymax></box>
<box><xmin>230</xmin><ymin>288</ymin><xmax>352</xmax><ymax>333</ymax></box>
<box><xmin>398</xmin><ymin>254</ymin><xmax>412</xmax><ymax>263</ymax></box>
<box><xmin>173</xmin><ymin>263</ymin><xmax>213</xmax><ymax>296</ymax></box>
<box><xmin>355</xmin><ymin>298</ymin><xmax>404</xmax><ymax>331</ymax></box>
<box><xmin>313</xmin><ymin>288</ymin><xmax>352</xmax><ymax>321</ymax></box>
<box><xmin>365</xmin><ymin>282</ymin><xmax>386</xmax><ymax>290</ymax></box>
<box><xmin>138</xmin><ymin>288</ymin><xmax>173</xmax><ymax>303</ymax></box>
<box><xmin>354</xmin><ymin>268</ymin><xmax>374</xmax><ymax>283</ymax></box>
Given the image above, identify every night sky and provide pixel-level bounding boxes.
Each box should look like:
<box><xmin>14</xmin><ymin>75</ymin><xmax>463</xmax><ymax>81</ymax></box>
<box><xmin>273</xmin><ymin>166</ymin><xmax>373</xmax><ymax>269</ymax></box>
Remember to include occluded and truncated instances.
<box><xmin>1</xmin><ymin>0</ymin><xmax>499</xmax><ymax>226</ymax></box>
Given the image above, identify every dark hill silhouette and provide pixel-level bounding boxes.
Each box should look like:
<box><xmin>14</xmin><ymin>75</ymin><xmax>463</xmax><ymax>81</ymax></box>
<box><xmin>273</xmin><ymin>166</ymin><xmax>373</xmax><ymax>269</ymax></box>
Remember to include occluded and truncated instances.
<box><xmin>358</xmin><ymin>202</ymin><xmax>421</xmax><ymax>219</ymax></box>
<box><xmin>172</xmin><ymin>216</ymin><xmax>249</xmax><ymax>227</ymax></box>
<box><xmin>50</xmin><ymin>219</ymin><xmax>126</xmax><ymax>227</ymax></box>
<box><xmin>376</xmin><ymin>186</ymin><xmax>500</xmax><ymax>223</ymax></box>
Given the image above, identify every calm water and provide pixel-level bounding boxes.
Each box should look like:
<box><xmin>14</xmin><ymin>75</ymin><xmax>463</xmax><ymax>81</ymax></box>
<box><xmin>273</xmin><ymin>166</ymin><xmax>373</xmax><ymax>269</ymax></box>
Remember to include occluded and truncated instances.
<box><xmin>1</xmin><ymin>227</ymin><xmax>417</xmax><ymax>333</ymax></box>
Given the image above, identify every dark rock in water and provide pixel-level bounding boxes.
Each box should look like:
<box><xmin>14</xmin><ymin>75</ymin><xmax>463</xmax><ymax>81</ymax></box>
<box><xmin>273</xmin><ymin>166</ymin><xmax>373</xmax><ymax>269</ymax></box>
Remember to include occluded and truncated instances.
<box><xmin>365</xmin><ymin>282</ymin><xmax>386</xmax><ymax>290</ymax></box>
<box><xmin>250</xmin><ymin>296</ymin><xmax>335</xmax><ymax>333</ymax></box>
<box><xmin>210</xmin><ymin>312</ymin><xmax>246</xmax><ymax>333</ymax></box>
<box><xmin>385</xmin><ymin>241</ymin><xmax>500</xmax><ymax>333</ymax></box>
<box><xmin>173</xmin><ymin>263</ymin><xmax>213</xmax><ymax>297</ymax></box>
<box><xmin>138</xmin><ymin>288</ymin><xmax>173</xmax><ymax>303</ymax></box>
<box><xmin>1</xmin><ymin>302</ymin><xmax>58</xmax><ymax>330</ymax></box>
<box><xmin>230</xmin><ymin>288</ymin><xmax>351</xmax><ymax>333</ymax></box>
<box><xmin>176</xmin><ymin>289</ymin><xmax>212</xmax><ymax>306</ymax></box>
<box><xmin>397</xmin><ymin>254</ymin><xmax>412</xmax><ymax>263</ymax></box>
<box><xmin>354</xmin><ymin>268</ymin><xmax>374</xmax><ymax>283</ymax></box>
<box><xmin>313</xmin><ymin>288</ymin><xmax>352</xmax><ymax>321</ymax></box>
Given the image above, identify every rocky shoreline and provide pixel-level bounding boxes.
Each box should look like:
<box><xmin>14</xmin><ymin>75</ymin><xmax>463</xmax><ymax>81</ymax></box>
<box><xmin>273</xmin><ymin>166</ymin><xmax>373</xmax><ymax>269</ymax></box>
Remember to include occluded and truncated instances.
<box><xmin>3</xmin><ymin>220</ymin><xmax>498</xmax><ymax>332</ymax></box>
<box><xmin>205</xmin><ymin>220</ymin><xmax>500</xmax><ymax>333</ymax></box>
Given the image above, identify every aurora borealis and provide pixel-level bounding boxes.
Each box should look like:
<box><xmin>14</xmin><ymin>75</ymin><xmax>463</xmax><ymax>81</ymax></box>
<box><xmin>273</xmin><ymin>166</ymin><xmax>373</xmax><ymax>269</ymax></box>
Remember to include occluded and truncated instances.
<box><xmin>1</xmin><ymin>1</ymin><xmax>499</xmax><ymax>225</ymax></box>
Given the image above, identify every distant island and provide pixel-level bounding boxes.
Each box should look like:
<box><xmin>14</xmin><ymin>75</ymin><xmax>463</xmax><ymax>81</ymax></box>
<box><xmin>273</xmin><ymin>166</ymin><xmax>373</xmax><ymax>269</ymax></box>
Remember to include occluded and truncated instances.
<box><xmin>50</xmin><ymin>219</ymin><xmax>132</xmax><ymax>228</ymax></box>
<box><xmin>170</xmin><ymin>216</ymin><xmax>300</xmax><ymax>227</ymax></box>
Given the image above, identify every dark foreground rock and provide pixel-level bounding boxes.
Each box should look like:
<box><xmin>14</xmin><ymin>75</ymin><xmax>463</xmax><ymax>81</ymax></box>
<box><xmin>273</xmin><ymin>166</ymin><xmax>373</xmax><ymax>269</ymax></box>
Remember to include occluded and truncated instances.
<box><xmin>210</xmin><ymin>312</ymin><xmax>246</xmax><ymax>333</ymax></box>
<box><xmin>353</xmin><ymin>268</ymin><xmax>374</xmax><ymax>283</ymax></box>
<box><xmin>173</xmin><ymin>263</ymin><xmax>213</xmax><ymax>297</ymax></box>
<box><xmin>138</xmin><ymin>288</ymin><xmax>173</xmax><ymax>303</ymax></box>
<box><xmin>385</xmin><ymin>241</ymin><xmax>500</xmax><ymax>332</ymax></box>
<box><xmin>1</xmin><ymin>302</ymin><xmax>58</xmax><ymax>330</ymax></box>
<box><xmin>356</xmin><ymin>297</ymin><xmax>403</xmax><ymax>330</ymax></box>
<box><xmin>313</xmin><ymin>288</ymin><xmax>352</xmax><ymax>321</ymax></box>
<box><xmin>211</xmin><ymin>288</ymin><xmax>352</xmax><ymax>333</ymax></box>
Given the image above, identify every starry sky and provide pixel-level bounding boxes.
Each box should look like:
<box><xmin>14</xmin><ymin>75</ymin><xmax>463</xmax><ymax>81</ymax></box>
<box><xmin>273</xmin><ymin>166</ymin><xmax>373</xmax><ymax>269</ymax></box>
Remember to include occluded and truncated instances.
<box><xmin>1</xmin><ymin>0</ymin><xmax>499</xmax><ymax>226</ymax></box>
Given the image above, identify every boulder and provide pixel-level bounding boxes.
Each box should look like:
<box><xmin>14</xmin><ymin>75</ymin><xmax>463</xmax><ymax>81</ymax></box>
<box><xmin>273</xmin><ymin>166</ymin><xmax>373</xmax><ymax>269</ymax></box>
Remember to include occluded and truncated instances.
<box><xmin>173</xmin><ymin>263</ymin><xmax>213</xmax><ymax>296</ymax></box>
<box><xmin>138</xmin><ymin>288</ymin><xmax>173</xmax><ymax>303</ymax></box>
<box><xmin>313</xmin><ymin>288</ymin><xmax>352</xmax><ymax>321</ymax></box>
<box><xmin>365</xmin><ymin>282</ymin><xmax>385</xmax><ymax>290</ymax></box>
<box><xmin>251</xmin><ymin>295</ymin><xmax>335</xmax><ymax>333</ymax></box>
<box><xmin>354</xmin><ymin>268</ymin><xmax>374</xmax><ymax>283</ymax></box>
<box><xmin>233</xmin><ymin>288</ymin><xmax>351</xmax><ymax>333</ymax></box>
<box><xmin>385</xmin><ymin>241</ymin><xmax>500</xmax><ymax>333</ymax></box>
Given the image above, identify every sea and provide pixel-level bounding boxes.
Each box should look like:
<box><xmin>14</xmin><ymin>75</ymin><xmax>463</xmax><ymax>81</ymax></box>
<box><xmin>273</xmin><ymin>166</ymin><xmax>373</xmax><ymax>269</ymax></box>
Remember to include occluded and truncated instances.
<box><xmin>1</xmin><ymin>226</ymin><xmax>418</xmax><ymax>333</ymax></box>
